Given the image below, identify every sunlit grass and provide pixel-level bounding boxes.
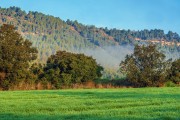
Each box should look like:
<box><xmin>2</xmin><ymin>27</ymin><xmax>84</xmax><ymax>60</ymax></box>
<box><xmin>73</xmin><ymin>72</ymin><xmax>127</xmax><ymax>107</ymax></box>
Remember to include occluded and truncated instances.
<box><xmin>0</xmin><ymin>87</ymin><xmax>179</xmax><ymax>120</ymax></box>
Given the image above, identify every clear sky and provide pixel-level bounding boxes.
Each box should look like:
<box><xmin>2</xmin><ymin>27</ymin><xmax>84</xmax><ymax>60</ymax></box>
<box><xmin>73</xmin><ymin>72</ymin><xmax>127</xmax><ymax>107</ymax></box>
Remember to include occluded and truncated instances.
<box><xmin>0</xmin><ymin>0</ymin><xmax>180</xmax><ymax>34</ymax></box>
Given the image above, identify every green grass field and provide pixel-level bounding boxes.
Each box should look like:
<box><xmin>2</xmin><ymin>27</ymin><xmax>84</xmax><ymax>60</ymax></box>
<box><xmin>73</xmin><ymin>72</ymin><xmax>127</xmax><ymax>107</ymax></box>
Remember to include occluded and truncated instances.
<box><xmin>0</xmin><ymin>87</ymin><xmax>180</xmax><ymax>120</ymax></box>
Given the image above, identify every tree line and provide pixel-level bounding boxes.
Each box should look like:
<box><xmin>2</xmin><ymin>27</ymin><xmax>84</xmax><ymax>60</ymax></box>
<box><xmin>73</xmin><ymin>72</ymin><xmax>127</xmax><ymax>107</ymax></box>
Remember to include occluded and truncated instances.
<box><xmin>0</xmin><ymin>24</ymin><xmax>103</xmax><ymax>90</ymax></box>
<box><xmin>0</xmin><ymin>24</ymin><xmax>179</xmax><ymax>90</ymax></box>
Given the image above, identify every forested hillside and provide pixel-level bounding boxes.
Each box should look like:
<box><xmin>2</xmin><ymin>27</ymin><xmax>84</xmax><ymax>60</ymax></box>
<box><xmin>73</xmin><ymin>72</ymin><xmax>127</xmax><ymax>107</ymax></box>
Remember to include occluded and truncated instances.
<box><xmin>0</xmin><ymin>6</ymin><xmax>180</xmax><ymax>78</ymax></box>
<box><xmin>0</xmin><ymin>7</ymin><xmax>98</xmax><ymax>62</ymax></box>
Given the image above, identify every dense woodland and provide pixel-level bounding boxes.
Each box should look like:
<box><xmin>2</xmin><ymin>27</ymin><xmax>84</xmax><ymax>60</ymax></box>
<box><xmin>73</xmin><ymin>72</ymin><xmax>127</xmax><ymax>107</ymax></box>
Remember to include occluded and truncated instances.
<box><xmin>0</xmin><ymin>7</ymin><xmax>179</xmax><ymax>90</ymax></box>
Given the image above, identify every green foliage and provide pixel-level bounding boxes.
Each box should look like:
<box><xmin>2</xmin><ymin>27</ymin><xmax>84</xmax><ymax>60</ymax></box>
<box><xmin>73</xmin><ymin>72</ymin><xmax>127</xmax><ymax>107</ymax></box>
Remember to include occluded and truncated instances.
<box><xmin>1</xmin><ymin>7</ymin><xmax>180</xmax><ymax>63</ymax></box>
<box><xmin>164</xmin><ymin>81</ymin><xmax>177</xmax><ymax>87</ymax></box>
<box><xmin>168</xmin><ymin>59</ymin><xmax>180</xmax><ymax>84</ymax></box>
<box><xmin>66</xmin><ymin>20</ymin><xmax>116</xmax><ymax>46</ymax></box>
<box><xmin>104</xmin><ymin>28</ymin><xmax>180</xmax><ymax>44</ymax></box>
<box><xmin>29</xmin><ymin>63</ymin><xmax>44</xmax><ymax>81</ymax></box>
<box><xmin>0</xmin><ymin>24</ymin><xmax>38</xmax><ymax>90</ymax></box>
<box><xmin>120</xmin><ymin>44</ymin><xmax>170</xmax><ymax>87</ymax></box>
<box><xmin>0</xmin><ymin>7</ymin><xmax>179</xmax><ymax>79</ymax></box>
<box><xmin>0</xmin><ymin>7</ymin><xmax>97</xmax><ymax>63</ymax></box>
<box><xmin>0</xmin><ymin>88</ymin><xmax>180</xmax><ymax>119</ymax></box>
<box><xmin>43</xmin><ymin>51</ymin><xmax>103</xmax><ymax>88</ymax></box>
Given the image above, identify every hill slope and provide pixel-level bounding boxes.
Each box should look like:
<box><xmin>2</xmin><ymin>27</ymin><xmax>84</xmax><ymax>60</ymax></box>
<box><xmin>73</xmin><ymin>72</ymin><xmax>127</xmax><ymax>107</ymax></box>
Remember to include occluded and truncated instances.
<box><xmin>0</xmin><ymin>6</ymin><xmax>180</xmax><ymax>78</ymax></box>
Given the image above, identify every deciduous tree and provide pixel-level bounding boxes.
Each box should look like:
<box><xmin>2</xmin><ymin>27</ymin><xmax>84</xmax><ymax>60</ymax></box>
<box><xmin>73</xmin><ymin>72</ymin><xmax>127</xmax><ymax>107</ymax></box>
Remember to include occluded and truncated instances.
<box><xmin>120</xmin><ymin>44</ymin><xmax>169</xmax><ymax>87</ymax></box>
<box><xmin>168</xmin><ymin>59</ymin><xmax>180</xmax><ymax>84</ymax></box>
<box><xmin>0</xmin><ymin>24</ymin><xmax>38</xmax><ymax>89</ymax></box>
<box><xmin>43</xmin><ymin>51</ymin><xmax>103</xmax><ymax>88</ymax></box>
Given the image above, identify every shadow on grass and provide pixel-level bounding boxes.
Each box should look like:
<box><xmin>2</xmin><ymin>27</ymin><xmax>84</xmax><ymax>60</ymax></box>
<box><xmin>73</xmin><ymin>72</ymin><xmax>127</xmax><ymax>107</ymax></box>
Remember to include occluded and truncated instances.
<box><xmin>0</xmin><ymin>113</ymin><xmax>175</xmax><ymax>120</ymax></box>
<box><xmin>31</xmin><ymin>90</ymin><xmax>180</xmax><ymax>100</ymax></box>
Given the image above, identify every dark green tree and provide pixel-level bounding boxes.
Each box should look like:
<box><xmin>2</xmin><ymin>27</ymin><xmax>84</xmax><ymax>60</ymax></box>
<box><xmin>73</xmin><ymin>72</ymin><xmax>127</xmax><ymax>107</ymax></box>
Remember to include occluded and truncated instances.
<box><xmin>43</xmin><ymin>51</ymin><xmax>103</xmax><ymax>88</ymax></box>
<box><xmin>120</xmin><ymin>44</ymin><xmax>169</xmax><ymax>87</ymax></box>
<box><xmin>168</xmin><ymin>59</ymin><xmax>180</xmax><ymax>84</ymax></box>
<box><xmin>0</xmin><ymin>24</ymin><xmax>38</xmax><ymax>90</ymax></box>
<box><xmin>29</xmin><ymin>63</ymin><xmax>44</xmax><ymax>81</ymax></box>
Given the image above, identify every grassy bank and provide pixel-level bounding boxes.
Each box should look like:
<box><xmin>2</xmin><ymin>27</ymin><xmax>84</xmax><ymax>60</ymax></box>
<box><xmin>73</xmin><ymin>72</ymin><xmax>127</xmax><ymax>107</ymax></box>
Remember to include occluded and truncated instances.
<box><xmin>0</xmin><ymin>87</ymin><xmax>179</xmax><ymax>120</ymax></box>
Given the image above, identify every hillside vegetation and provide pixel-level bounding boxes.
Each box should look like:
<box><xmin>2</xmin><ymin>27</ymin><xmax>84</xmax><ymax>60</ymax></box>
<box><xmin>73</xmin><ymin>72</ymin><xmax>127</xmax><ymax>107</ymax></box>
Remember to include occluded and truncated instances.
<box><xmin>0</xmin><ymin>7</ymin><xmax>179</xmax><ymax>85</ymax></box>
<box><xmin>0</xmin><ymin>6</ymin><xmax>180</xmax><ymax>63</ymax></box>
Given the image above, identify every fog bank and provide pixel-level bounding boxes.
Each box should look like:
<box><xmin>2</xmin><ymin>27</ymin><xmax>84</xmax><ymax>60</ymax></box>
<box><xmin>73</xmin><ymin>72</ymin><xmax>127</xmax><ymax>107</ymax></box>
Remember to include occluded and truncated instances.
<box><xmin>80</xmin><ymin>45</ymin><xmax>134</xmax><ymax>69</ymax></box>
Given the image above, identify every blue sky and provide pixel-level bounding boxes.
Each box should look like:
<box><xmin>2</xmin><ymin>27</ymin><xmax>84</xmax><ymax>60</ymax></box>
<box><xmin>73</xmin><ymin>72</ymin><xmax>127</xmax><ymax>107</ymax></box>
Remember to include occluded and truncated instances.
<box><xmin>0</xmin><ymin>0</ymin><xmax>180</xmax><ymax>34</ymax></box>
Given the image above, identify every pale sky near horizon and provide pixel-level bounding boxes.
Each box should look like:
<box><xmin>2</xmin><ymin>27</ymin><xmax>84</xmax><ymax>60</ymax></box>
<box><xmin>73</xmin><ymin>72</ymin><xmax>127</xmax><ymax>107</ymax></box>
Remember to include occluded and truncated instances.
<box><xmin>0</xmin><ymin>0</ymin><xmax>180</xmax><ymax>34</ymax></box>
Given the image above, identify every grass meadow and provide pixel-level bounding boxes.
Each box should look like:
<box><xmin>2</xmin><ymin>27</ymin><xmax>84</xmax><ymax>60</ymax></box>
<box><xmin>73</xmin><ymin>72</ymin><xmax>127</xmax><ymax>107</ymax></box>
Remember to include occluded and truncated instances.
<box><xmin>0</xmin><ymin>87</ymin><xmax>179</xmax><ymax>120</ymax></box>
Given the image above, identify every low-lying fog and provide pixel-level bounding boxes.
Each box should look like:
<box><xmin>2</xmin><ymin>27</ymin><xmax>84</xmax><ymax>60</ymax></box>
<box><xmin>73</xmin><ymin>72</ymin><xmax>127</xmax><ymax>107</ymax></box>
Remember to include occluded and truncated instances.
<box><xmin>80</xmin><ymin>45</ymin><xmax>134</xmax><ymax>69</ymax></box>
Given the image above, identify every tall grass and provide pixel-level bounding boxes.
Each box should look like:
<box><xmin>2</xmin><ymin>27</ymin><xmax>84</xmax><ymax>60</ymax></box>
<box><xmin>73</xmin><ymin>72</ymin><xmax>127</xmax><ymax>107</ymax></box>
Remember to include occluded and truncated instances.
<box><xmin>0</xmin><ymin>87</ymin><xmax>179</xmax><ymax>120</ymax></box>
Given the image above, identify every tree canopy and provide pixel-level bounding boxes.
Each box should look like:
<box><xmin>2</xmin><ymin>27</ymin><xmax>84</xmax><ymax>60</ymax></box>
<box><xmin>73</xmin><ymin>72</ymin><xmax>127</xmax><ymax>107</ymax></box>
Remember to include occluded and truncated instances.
<box><xmin>168</xmin><ymin>59</ymin><xmax>180</xmax><ymax>84</ymax></box>
<box><xmin>120</xmin><ymin>44</ymin><xmax>169</xmax><ymax>87</ymax></box>
<box><xmin>0</xmin><ymin>24</ymin><xmax>38</xmax><ymax>89</ymax></box>
<box><xmin>42</xmin><ymin>51</ymin><xmax>103</xmax><ymax>88</ymax></box>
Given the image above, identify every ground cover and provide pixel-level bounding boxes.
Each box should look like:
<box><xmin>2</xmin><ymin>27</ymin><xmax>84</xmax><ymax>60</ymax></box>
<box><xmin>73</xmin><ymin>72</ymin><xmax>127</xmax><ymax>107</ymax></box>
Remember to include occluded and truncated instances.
<box><xmin>0</xmin><ymin>87</ymin><xmax>179</xmax><ymax>120</ymax></box>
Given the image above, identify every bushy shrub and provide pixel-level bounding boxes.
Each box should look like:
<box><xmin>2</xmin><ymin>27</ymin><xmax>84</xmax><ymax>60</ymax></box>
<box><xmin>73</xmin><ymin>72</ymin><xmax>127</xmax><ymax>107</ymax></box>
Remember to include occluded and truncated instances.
<box><xmin>164</xmin><ymin>81</ymin><xmax>177</xmax><ymax>87</ymax></box>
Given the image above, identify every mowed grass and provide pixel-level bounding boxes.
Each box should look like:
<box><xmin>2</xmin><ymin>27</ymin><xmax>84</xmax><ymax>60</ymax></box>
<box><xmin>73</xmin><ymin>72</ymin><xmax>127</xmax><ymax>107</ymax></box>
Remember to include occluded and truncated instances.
<box><xmin>0</xmin><ymin>87</ymin><xmax>179</xmax><ymax>120</ymax></box>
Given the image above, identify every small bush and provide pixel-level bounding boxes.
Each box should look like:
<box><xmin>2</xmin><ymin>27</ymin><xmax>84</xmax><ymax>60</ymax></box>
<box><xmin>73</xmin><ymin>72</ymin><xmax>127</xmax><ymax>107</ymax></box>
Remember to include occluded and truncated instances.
<box><xmin>164</xmin><ymin>81</ymin><xmax>177</xmax><ymax>87</ymax></box>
